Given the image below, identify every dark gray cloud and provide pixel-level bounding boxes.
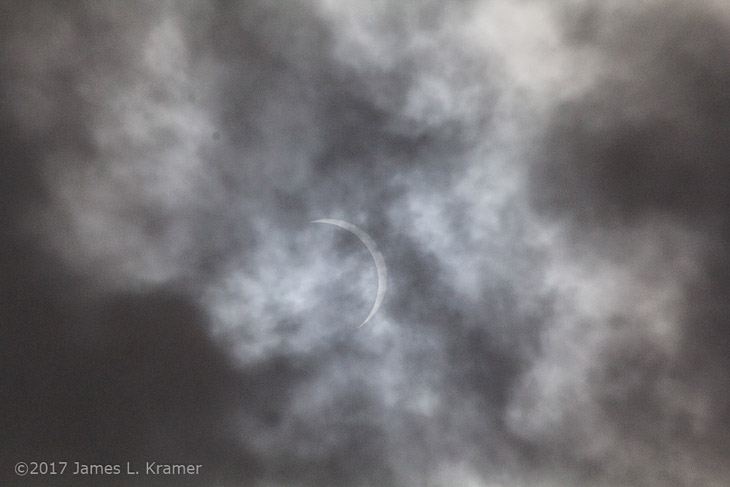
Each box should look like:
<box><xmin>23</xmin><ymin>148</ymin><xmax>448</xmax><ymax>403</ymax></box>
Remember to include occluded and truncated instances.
<box><xmin>2</xmin><ymin>0</ymin><xmax>730</xmax><ymax>486</ymax></box>
<box><xmin>524</xmin><ymin>1</ymin><xmax>730</xmax><ymax>485</ymax></box>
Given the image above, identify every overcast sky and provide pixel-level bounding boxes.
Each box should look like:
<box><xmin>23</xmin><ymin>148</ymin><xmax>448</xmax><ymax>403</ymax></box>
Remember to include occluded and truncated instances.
<box><xmin>2</xmin><ymin>1</ymin><xmax>730</xmax><ymax>486</ymax></box>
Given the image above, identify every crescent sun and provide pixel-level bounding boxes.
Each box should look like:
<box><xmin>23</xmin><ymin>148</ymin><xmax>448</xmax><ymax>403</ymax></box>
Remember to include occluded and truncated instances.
<box><xmin>311</xmin><ymin>219</ymin><xmax>387</xmax><ymax>327</ymax></box>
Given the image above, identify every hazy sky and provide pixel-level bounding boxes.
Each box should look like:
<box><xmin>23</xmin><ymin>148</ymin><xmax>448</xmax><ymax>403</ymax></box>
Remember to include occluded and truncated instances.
<box><xmin>2</xmin><ymin>1</ymin><xmax>730</xmax><ymax>486</ymax></box>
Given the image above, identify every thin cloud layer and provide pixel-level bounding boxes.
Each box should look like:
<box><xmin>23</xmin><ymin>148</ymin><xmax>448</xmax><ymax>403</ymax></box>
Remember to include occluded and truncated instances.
<box><xmin>2</xmin><ymin>1</ymin><xmax>729</xmax><ymax>486</ymax></box>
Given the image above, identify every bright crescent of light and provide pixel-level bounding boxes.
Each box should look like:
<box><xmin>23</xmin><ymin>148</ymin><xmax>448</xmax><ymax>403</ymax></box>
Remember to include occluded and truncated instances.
<box><xmin>311</xmin><ymin>219</ymin><xmax>387</xmax><ymax>327</ymax></box>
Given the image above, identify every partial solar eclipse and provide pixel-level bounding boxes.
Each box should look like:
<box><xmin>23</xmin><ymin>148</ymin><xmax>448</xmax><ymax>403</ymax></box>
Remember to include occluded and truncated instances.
<box><xmin>311</xmin><ymin>219</ymin><xmax>387</xmax><ymax>327</ymax></box>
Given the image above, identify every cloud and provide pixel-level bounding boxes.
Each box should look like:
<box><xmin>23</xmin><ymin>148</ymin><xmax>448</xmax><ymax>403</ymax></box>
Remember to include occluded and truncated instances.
<box><xmin>2</xmin><ymin>0</ymin><xmax>730</xmax><ymax>486</ymax></box>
